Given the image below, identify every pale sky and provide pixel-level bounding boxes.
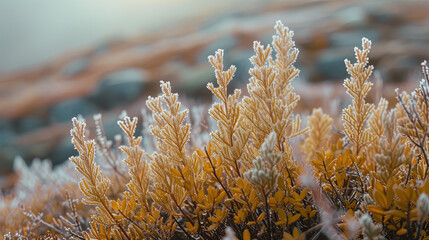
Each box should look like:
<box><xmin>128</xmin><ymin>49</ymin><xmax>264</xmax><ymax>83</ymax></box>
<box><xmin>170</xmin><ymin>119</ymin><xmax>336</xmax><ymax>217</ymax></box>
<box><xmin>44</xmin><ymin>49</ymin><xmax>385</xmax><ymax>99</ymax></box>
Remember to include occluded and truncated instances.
<box><xmin>0</xmin><ymin>0</ymin><xmax>264</xmax><ymax>72</ymax></box>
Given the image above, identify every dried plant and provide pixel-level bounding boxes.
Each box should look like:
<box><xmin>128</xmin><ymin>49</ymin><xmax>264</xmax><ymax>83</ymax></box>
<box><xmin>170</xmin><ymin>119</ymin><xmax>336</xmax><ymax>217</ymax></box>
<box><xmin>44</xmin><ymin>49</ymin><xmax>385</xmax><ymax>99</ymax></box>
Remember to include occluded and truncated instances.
<box><xmin>2</xmin><ymin>20</ymin><xmax>429</xmax><ymax>240</ymax></box>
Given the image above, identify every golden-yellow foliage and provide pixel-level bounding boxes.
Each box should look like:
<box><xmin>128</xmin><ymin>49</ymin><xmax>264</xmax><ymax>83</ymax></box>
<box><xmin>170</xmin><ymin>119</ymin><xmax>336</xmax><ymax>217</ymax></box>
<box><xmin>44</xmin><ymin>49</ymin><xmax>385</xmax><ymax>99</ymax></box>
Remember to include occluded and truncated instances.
<box><xmin>3</xmin><ymin>20</ymin><xmax>429</xmax><ymax>240</ymax></box>
<box><xmin>242</xmin><ymin>21</ymin><xmax>304</xmax><ymax>150</ymax></box>
<box><xmin>118</xmin><ymin>117</ymin><xmax>150</xmax><ymax>210</ymax></box>
<box><xmin>207</xmin><ymin>49</ymin><xmax>254</xmax><ymax>176</ymax></box>
<box><xmin>342</xmin><ymin>38</ymin><xmax>375</xmax><ymax>156</ymax></box>
<box><xmin>301</xmin><ymin>108</ymin><xmax>333</xmax><ymax>163</ymax></box>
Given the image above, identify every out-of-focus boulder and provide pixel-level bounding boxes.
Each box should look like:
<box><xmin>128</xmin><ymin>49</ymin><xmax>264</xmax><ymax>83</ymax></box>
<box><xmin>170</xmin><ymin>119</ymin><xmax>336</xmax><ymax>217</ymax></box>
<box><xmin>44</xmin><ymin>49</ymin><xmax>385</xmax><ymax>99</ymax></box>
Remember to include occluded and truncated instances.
<box><xmin>50</xmin><ymin>98</ymin><xmax>98</xmax><ymax>123</ymax></box>
<box><xmin>178</xmin><ymin>65</ymin><xmax>214</xmax><ymax>98</ymax></box>
<box><xmin>230</xmin><ymin>50</ymin><xmax>253</xmax><ymax>85</ymax></box>
<box><xmin>61</xmin><ymin>57</ymin><xmax>90</xmax><ymax>76</ymax></box>
<box><xmin>92</xmin><ymin>68</ymin><xmax>147</xmax><ymax>109</ymax></box>
<box><xmin>17</xmin><ymin>116</ymin><xmax>46</xmax><ymax>133</ymax></box>
<box><xmin>198</xmin><ymin>35</ymin><xmax>237</xmax><ymax>63</ymax></box>
<box><xmin>51</xmin><ymin>137</ymin><xmax>77</xmax><ymax>165</ymax></box>
<box><xmin>334</xmin><ymin>6</ymin><xmax>367</xmax><ymax>27</ymax></box>
<box><xmin>329</xmin><ymin>28</ymin><xmax>381</xmax><ymax>47</ymax></box>
<box><xmin>315</xmin><ymin>48</ymin><xmax>352</xmax><ymax>80</ymax></box>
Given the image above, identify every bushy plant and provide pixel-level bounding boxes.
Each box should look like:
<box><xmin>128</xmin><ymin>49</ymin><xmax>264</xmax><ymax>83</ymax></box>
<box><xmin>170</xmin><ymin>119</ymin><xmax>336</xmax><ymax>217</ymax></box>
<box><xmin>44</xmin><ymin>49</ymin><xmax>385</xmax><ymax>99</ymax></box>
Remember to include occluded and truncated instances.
<box><xmin>2</xmin><ymin>20</ymin><xmax>429</xmax><ymax>240</ymax></box>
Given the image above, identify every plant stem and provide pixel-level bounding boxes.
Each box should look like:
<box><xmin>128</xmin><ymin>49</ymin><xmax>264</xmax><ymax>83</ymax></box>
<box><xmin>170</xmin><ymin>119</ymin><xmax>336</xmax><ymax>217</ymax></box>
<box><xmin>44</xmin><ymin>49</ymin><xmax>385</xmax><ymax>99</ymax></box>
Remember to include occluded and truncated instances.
<box><xmin>263</xmin><ymin>191</ymin><xmax>272</xmax><ymax>239</ymax></box>
<box><xmin>172</xmin><ymin>216</ymin><xmax>197</xmax><ymax>240</ymax></box>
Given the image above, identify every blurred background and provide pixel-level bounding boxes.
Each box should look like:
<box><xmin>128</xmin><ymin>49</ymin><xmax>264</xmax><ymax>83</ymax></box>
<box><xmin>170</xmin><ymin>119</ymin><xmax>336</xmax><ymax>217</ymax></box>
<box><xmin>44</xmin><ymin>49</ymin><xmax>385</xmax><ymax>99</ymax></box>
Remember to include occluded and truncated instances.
<box><xmin>0</xmin><ymin>0</ymin><xmax>428</xmax><ymax>185</ymax></box>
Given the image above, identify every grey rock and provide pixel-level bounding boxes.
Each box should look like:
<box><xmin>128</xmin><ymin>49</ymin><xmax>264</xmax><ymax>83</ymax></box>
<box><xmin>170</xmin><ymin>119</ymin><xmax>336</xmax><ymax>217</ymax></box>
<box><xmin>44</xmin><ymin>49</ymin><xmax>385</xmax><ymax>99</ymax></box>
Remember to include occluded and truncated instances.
<box><xmin>334</xmin><ymin>6</ymin><xmax>367</xmax><ymax>27</ymax></box>
<box><xmin>51</xmin><ymin>137</ymin><xmax>77</xmax><ymax>165</ymax></box>
<box><xmin>50</xmin><ymin>98</ymin><xmax>98</xmax><ymax>123</ymax></box>
<box><xmin>315</xmin><ymin>48</ymin><xmax>352</xmax><ymax>80</ymax></box>
<box><xmin>0</xmin><ymin>118</ymin><xmax>12</xmax><ymax>131</ymax></box>
<box><xmin>92</xmin><ymin>69</ymin><xmax>146</xmax><ymax>109</ymax></box>
<box><xmin>368</xmin><ymin>8</ymin><xmax>396</xmax><ymax>24</ymax></box>
<box><xmin>0</xmin><ymin>129</ymin><xmax>16</xmax><ymax>147</ymax></box>
<box><xmin>386</xmin><ymin>56</ymin><xmax>419</xmax><ymax>82</ymax></box>
<box><xmin>178</xmin><ymin>65</ymin><xmax>215</xmax><ymax>98</ymax></box>
<box><xmin>396</xmin><ymin>26</ymin><xmax>429</xmax><ymax>42</ymax></box>
<box><xmin>294</xmin><ymin>63</ymin><xmax>307</xmax><ymax>83</ymax></box>
<box><xmin>0</xmin><ymin>144</ymin><xmax>19</xmax><ymax>173</ymax></box>
<box><xmin>198</xmin><ymin>35</ymin><xmax>237</xmax><ymax>63</ymax></box>
<box><xmin>329</xmin><ymin>29</ymin><xmax>381</xmax><ymax>47</ymax></box>
<box><xmin>101</xmin><ymin>116</ymin><xmax>123</xmax><ymax>141</ymax></box>
<box><xmin>93</xmin><ymin>42</ymin><xmax>110</xmax><ymax>56</ymax></box>
<box><xmin>18</xmin><ymin>116</ymin><xmax>46</xmax><ymax>133</ymax></box>
<box><xmin>62</xmin><ymin>57</ymin><xmax>90</xmax><ymax>76</ymax></box>
<box><xmin>230</xmin><ymin>50</ymin><xmax>253</xmax><ymax>84</ymax></box>
<box><xmin>398</xmin><ymin>56</ymin><xmax>418</xmax><ymax>69</ymax></box>
<box><xmin>260</xmin><ymin>33</ymin><xmax>274</xmax><ymax>47</ymax></box>
<box><xmin>18</xmin><ymin>143</ymin><xmax>51</xmax><ymax>162</ymax></box>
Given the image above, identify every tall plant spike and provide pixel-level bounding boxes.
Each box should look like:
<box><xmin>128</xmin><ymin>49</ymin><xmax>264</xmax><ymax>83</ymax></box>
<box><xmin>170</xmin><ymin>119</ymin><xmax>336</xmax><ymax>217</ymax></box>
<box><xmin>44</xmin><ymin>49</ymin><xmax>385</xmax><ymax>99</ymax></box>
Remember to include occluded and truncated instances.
<box><xmin>242</xmin><ymin>21</ymin><xmax>303</xmax><ymax>150</ymax></box>
<box><xmin>207</xmin><ymin>49</ymin><xmax>254</xmax><ymax>176</ymax></box>
<box><xmin>70</xmin><ymin>118</ymin><xmax>131</xmax><ymax>239</ymax></box>
<box><xmin>342</xmin><ymin>38</ymin><xmax>375</xmax><ymax>155</ymax></box>
<box><xmin>118</xmin><ymin>117</ymin><xmax>150</xmax><ymax>209</ymax></box>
